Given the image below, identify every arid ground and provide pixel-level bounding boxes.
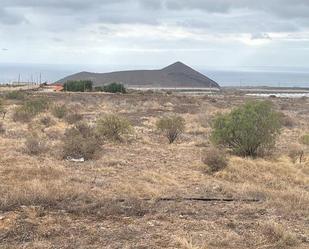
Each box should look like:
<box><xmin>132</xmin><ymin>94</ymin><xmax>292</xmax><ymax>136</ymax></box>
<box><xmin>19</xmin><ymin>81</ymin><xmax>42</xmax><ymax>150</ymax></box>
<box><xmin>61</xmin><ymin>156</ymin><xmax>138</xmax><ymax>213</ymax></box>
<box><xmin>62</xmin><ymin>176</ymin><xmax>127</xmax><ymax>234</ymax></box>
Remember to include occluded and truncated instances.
<box><xmin>0</xmin><ymin>90</ymin><xmax>308</xmax><ymax>249</ymax></box>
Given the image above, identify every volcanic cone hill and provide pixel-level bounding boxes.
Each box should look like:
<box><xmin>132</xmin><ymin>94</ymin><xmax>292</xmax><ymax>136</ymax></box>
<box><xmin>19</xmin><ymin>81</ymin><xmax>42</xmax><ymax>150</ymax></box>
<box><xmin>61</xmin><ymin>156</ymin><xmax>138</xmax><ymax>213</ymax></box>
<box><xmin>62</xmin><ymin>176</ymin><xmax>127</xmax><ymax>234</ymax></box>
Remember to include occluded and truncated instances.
<box><xmin>56</xmin><ymin>62</ymin><xmax>220</xmax><ymax>89</ymax></box>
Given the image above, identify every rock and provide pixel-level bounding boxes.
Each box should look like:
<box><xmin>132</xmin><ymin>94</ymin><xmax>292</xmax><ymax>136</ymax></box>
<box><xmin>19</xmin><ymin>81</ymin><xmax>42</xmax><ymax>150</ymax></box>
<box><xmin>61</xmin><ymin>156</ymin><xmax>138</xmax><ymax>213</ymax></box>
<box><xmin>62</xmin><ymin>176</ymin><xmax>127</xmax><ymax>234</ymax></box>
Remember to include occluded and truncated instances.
<box><xmin>66</xmin><ymin>156</ymin><xmax>85</xmax><ymax>162</ymax></box>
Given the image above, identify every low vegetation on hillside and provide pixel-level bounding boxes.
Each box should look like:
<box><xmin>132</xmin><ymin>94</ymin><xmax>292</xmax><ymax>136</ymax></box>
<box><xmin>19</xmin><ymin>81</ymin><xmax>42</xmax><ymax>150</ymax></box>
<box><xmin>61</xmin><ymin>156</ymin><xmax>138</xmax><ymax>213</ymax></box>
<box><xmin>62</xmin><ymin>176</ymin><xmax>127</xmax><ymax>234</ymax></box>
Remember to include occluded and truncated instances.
<box><xmin>12</xmin><ymin>97</ymin><xmax>49</xmax><ymax>122</ymax></box>
<box><xmin>0</xmin><ymin>90</ymin><xmax>308</xmax><ymax>249</ymax></box>
<box><xmin>51</xmin><ymin>104</ymin><xmax>67</xmax><ymax>119</ymax></box>
<box><xmin>300</xmin><ymin>134</ymin><xmax>309</xmax><ymax>145</ymax></box>
<box><xmin>96</xmin><ymin>114</ymin><xmax>133</xmax><ymax>141</ymax></box>
<box><xmin>95</xmin><ymin>82</ymin><xmax>127</xmax><ymax>93</ymax></box>
<box><xmin>63</xmin><ymin>80</ymin><xmax>93</xmax><ymax>92</ymax></box>
<box><xmin>202</xmin><ymin>147</ymin><xmax>228</xmax><ymax>173</ymax></box>
<box><xmin>156</xmin><ymin>115</ymin><xmax>185</xmax><ymax>143</ymax></box>
<box><xmin>211</xmin><ymin>101</ymin><xmax>281</xmax><ymax>157</ymax></box>
<box><xmin>5</xmin><ymin>90</ymin><xmax>26</xmax><ymax>100</ymax></box>
<box><xmin>62</xmin><ymin>122</ymin><xmax>101</xmax><ymax>160</ymax></box>
<box><xmin>63</xmin><ymin>80</ymin><xmax>127</xmax><ymax>93</ymax></box>
<box><xmin>0</xmin><ymin>98</ymin><xmax>7</xmax><ymax>119</ymax></box>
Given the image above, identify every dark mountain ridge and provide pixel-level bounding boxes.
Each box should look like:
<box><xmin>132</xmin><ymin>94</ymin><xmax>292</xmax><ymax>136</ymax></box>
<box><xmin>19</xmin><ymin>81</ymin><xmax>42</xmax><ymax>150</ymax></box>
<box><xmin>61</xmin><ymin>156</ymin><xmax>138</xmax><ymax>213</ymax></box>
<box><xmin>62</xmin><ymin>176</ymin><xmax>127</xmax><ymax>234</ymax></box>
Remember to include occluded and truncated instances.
<box><xmin>56</xmin><ymin>62</ymin><xmax>220</xmax><ymax>88</ymax></box>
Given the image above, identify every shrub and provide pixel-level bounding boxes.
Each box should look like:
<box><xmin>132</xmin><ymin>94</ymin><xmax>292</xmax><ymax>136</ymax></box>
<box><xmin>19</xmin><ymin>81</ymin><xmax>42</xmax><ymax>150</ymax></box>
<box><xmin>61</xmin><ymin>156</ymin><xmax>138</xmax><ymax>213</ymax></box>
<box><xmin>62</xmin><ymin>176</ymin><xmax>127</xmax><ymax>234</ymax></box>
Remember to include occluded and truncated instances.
<box><xmin>45</xmin><ymin>128</ymin><xmax>63</xmax><ymax>140</ymax></box>
<box><xmin>211</xmin><ymin>101</ymin><xmax>281</xmax><ymax>157</ymax></box>
<box><xmin>51</xmin><ymin>104</ymin><xmax>67</xmax><ymax>119</ymax></box>
<box><xmin>0</xmin><ymin>122</ymin><xmax>5</xmax><ymax>134</ymax></box>
<box><xmin>63</xmin><ymin>80</ymin><xmax>93</xmax><ymax>92</ymax></box>
<box><xmin>13</xmin><ymin>98</ymin><xmax>49</xmax><ymax>123</ymax></box>
<box><xmin>0</xmin><ymin>99</ymin><xmax>7</xmax><ymax>119</ymax></box>
<box><xmin>103</xmin><ymin>83</ymin><xmax>126</xmax><ymax>93</ymax></box>
<box><xmin>96</xmin><ymin>114</ymin><xmax>133</xmax><ymax>141</ymax></box>
<box><xmin>24</xmin><ymin>135</ymin><xmax>47</xmax><ymax>155</ymax></box>
<box><xmin>24</xmin><ymin>98</ymin><xmax>49</xmax><ymax>114</ymax></box>
<box><xmin>262</xmin><ymin>222</ymin><xmax>299</xmax><ymax>248</ymax></box>
<box><xmin>65</xmin><ymin>112</ymin><xmax>83</xmax><ymax>124</ymax></box>
<box><xmin>288</xmin><ymin>147</ymin><xmax>304</xmax><ymax>164</ymax></box>
<box><xmin>300</xmin><ymin>134</ymin><xmax>309</xmax><ymax>146</ymax></box>
<box><xmin>156</xmin><ymin>115</ymin><xmax>185</xmax><ymax>144</ymax></box>
<box><xmin>12</xmin><ymin>107</ymin><xmax>33</xmax><ymax>123</ymax></box>
<box><xmin>40</xmin><ymin>115</ymin><xmax>55</xmax><ymax>127</ymax></box>
<box><xmin>5</xmin><ymin>91</ymin><xmax>26</xmax><ymax>100</ymax></box>
<box><xmin>279</xmin><ymin>113</ymin><xmax>295</xmax><ymax>128</ymax></box>
<box><xmin>94</xmin><ymin>86</ymin><xmax>104</xmax><ymax>92</ymax></box>
<box><xmin>62</xmin><ymin>122</ymin><xmax>100</xmax><ymax>160</ymax></box>
<box><xmin>202</xmin><ymin>147</ymin><xmax>228</xmax><ymax>173</ymax></box>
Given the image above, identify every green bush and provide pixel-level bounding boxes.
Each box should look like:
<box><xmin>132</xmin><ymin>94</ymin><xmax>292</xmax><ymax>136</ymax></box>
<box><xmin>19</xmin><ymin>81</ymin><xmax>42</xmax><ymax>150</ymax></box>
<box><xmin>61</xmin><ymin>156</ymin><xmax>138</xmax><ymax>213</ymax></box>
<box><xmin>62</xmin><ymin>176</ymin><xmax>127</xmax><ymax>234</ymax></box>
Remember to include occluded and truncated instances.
<box><xmin>13</xmin><ymin>98</ymin><xmax>49</xmax><ymax>123</ymax></box>
<box><xmin>5</xmin><ymin>91</ymin><xmax>26</xmax><ymax>100</ymax></box>
<box><xmin>103</xmin><ymin>83</ymin><xmax>126</xmax><ymax>93</ymax></box>
<box><xmin>24</xmin><ymin>98</ymin><xmax>49</xmax><ymax>115</ymax></box>
<box><xmin>211</xmin><ymin>101</ymin><xmax>281</xmax><ymax>157</ymax></box>
<box><xmin>279</xmin><ymin>113</ymin><xmax>295</xmax><ymax>128</ymax></box>
<box><xmin>96</xmin><ymin>114</ymin><xmax>133</xmax><ymax>141</ymax></box>
<box><xmin>156</xmin><ymin>115</ymin><xmax>185</xmax><ymax>144</ymax></box>
<box><xmin>94</xmin><ymin>86</ymin><xmax>104</xmax><ymax>92</ymax></box>
<box><xmin>65</xmin><ymin>112</ymin><xmax>83</xmax><ymax>124</ymax></box>
<box><xmin>300</xmin><ymin>134</ymin><xmax>309</xmax><ymax>146</ymax></box>
<box><xmin>51</xmin><ymin>104</ymin><xmax>67</xmax><ymax>119</ymax></box>
<box><xmin>24</xmin><ymin>135</ymin><xmax>47</xmax><ymax>155</ymax></box>
<box><xmin>202</xmin><ymin>147</ymin><xmax>228</xmax><ymax>173</ymax></box>
<box><xmin>0</xmin><ymin>98</ymin><xmax>4</xmax><ymax>111</ymax></box>
<box><xmin>62</xmin><ymin>122</ymin><xmax>100</xmax><ymax>160</ymax></box>
<box><xmin>63</xmin><ymin>80</ymin><xmax>93</xmax><ymax>92</ymax></box>
<box><xmin>40</xmin><ymin>115</ymin><xmax>55</xmax><ymax>127</ymax></box>
<box><xmin>0</xmin><ymin>99</ymin><xmax>7</xmax><ymax>119</ymax></box>
<box><xmin>95</xmin><ymin>84</ymin><xmax>126</xmax><ymax>93</ymax></box>
<box><xmin>0</xmin><ymin>122</ymin><xmax>5</xmax><ymax>134</ymax></box>
<box><xmin>288</xmin><ymin>147</ymin><xmax>304</xmax><ymax>164</ymax></box>
<box><xmin>13</xmin><ymin>107</ymin><xmax>33</xmax><ymax>123</ymax></box>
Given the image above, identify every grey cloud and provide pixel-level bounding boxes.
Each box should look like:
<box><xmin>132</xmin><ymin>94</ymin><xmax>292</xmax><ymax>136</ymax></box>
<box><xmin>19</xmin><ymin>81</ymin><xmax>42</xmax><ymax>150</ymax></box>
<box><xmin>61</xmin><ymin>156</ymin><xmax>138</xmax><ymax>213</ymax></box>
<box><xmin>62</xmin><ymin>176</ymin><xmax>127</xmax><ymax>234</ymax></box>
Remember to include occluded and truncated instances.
<box><xmin>1</xmin><ymin>0</ymin><xmax>157</xmax><ymax>27</ymax></box>
<box><xmin>163</xmin><ymin>0</ymin><xmax>309</xmax><ymax>19</ymax></box>
<box><xmin>164</xmin><ymin>0</ymin><xmax>234</xmax><ymax>13</ymax></box>
<box><xmin>2</xmin><ymin>0</ymin><xmax>309</xmax><ymax>20</ymax></box>
<box><xmin>1</xmin><ymin>0</ymin><xmax>309</xmax><ymax>33</ymax></box>
<box><xmin>139</xmin><ymin>0</ymin><xmax>163</xmax><ymax>9</ymax></box>
<box><xmin>251</xmin><ymin>33</ymin><xmax>272</xmax><ymax>40</ymax></box>
<box><xmin>1</xmin><ymin>0</ymin><xmax>122</xmax><ymax>9</ymax></box>
<box><xmin>51</xmin><ymin>37</ymin><xmax>64</xmax><ymax>43</ymax></box>
<box><xmin>174</xmin><ymin>10</ymin><xmax>301</xmax><ymax>35</ymax></box>
<box><xmin>0</xmin><ymin>8</ymin><xmax>26</xmax><ymax>25</ymax></box>
<box><xmin>0</xmin><ymin>0</ymin><xmax>309</xmax><ymax>68</ymax></box>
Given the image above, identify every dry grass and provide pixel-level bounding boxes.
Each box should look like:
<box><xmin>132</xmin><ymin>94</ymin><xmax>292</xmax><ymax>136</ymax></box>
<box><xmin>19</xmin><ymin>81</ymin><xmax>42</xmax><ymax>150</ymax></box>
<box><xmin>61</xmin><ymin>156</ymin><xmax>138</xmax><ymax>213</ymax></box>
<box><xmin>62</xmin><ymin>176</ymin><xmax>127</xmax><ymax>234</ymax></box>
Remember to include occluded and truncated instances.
<box><xmin>216</xmin><ymin>156</ymin><xmax>309</xmax><ymax>216</ymax></box>
<box><xmin>174</xmin><ymin>235</ymin><xmax>209</xmax><ymax>249</ymax></box>
<box><xmin>202</xmin><ymin>147</ymin><xmax>228</xmax><ymax>173</ymax></box>
<box><xmin>260</xmin><ymin>221</ymin><xmax>300</xmax><ymax>249</ymax></box>
<box><xmin>0</xmin><ymin>91</ymin><xmax>308</xmax><ymax>248</ymax></box>
<box><xmin>0</xmin><ymin>121</ymin><xmax>5</xmax><ymax>134</ymax></box>
<box><xmin>23</xmin><ymin>134</ymin><xmax>47</xmax><ymax>155</ymax></box>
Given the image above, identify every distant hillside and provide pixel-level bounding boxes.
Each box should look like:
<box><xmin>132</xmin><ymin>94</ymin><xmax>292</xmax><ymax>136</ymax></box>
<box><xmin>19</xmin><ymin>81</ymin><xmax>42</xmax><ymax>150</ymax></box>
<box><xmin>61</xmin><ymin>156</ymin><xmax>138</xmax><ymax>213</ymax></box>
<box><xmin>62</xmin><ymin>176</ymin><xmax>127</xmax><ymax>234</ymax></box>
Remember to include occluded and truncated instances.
<box><xmin>56</xmin><ymin>62</ymin><xmax>220</xmax><ymax>89</ymax></box>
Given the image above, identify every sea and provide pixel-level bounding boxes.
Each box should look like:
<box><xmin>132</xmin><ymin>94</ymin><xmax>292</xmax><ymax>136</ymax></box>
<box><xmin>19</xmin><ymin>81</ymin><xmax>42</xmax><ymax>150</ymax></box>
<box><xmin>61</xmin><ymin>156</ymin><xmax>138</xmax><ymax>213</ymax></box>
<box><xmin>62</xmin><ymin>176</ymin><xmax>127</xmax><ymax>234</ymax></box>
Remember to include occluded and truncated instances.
<box><xmin>0</xmin><ymin>63</ymin><xmax>308</xmax><ymax>88</ymax></box>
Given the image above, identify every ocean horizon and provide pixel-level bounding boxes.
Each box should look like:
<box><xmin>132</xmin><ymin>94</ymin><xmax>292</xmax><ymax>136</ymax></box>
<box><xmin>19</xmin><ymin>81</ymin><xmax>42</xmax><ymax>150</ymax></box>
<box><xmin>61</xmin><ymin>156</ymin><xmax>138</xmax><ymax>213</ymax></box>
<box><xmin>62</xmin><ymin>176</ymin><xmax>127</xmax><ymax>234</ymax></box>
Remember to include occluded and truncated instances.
<box><xmin>0</xmin><ymin>63</ymin><xmax>308</xmax><ymax>88</ymax></box>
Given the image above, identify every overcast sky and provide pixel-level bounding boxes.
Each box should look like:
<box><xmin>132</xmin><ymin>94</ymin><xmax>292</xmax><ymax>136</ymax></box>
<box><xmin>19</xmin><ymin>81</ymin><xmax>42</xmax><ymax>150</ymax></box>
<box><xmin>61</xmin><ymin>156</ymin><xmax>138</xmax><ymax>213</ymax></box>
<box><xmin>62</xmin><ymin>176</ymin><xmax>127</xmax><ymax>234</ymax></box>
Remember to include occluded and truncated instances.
<box><xmin>1</xmin><ymin>0</ymin><xmax>309</xmax><ymax>69</ymax></box>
